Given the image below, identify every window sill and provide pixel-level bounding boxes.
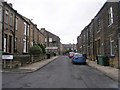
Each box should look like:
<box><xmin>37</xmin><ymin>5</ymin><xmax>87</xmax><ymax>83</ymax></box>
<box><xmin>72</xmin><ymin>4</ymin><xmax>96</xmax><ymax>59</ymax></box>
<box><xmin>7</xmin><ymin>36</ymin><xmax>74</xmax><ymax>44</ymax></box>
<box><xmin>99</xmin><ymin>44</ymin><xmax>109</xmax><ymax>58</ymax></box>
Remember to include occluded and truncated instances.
<box><xmin>109</xmin><ymin>55</ymin><xmax>115</xmax><ymax>58</ymax></box>
<box><xmin>107</xmin><ymin>23</ymin><xmax>113</xmax><ymax>27</ymax></box>
<box><xmin>97</xmin><ymin>30</ymin><xmax>100</xmax><ymax>34</ymax></box>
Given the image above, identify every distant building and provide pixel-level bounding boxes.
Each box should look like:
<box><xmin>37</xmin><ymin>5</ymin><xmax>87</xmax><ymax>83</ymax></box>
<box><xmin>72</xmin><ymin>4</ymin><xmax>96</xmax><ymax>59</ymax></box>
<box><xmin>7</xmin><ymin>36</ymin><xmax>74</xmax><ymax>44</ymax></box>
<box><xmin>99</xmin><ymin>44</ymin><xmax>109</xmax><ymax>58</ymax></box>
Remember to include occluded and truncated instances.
<box><xmin>15</xmin><ymin>15</ymin><xmax>29</xmax><ymax>54</ymax></box>
<box><xmin>62</xmin><ymin>44</ymin><xmax>76</xmax><ymax>53</ymax></box>
<box><xmin>24</xmin><ymin>18</ymin><xmax>46</xmax><ymax>48</ymax></box>
<box><xmin>33</xmin><ymin>25</ymin><xmax>45</xmax><ymax>46</ymax></box>
<box><xmin>41</xmin><ymin>28</ymin><xmax>61</xmax><ymax>55</ymax></box>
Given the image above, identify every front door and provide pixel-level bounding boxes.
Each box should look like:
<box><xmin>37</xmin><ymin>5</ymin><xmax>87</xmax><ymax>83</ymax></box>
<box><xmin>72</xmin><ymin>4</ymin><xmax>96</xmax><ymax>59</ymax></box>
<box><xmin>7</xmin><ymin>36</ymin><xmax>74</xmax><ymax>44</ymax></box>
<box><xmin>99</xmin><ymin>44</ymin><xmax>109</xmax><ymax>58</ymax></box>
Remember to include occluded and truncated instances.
<box><xmin>9</xmin><ymin>36</ymin><xmax>12</xmax><ymax>53</ymax></box>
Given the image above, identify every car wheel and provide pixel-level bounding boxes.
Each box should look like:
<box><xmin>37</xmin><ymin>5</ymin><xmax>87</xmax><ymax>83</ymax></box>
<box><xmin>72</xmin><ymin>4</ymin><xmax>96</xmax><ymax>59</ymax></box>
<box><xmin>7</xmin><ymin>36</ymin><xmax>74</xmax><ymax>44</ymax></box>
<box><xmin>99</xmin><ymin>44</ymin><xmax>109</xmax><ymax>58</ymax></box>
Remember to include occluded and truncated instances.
<box><xmin>72</xmin><ymin>61</ymin><xmax>74</xmax><ymax>64</ymax></box>
<box><xmin>83</xmin><ymin>62</ymin><xmax>86</xmax><ymax>65</ymax></box>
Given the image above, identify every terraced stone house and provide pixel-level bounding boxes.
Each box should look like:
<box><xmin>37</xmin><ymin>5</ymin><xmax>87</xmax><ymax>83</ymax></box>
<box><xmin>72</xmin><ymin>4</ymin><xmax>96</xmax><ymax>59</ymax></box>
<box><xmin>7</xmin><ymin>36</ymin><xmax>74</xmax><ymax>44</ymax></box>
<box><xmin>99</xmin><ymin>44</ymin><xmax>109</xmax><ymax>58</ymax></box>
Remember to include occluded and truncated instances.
<box><xmin>77</xmin><ymin>1</ymin><xmax>120</xmax><ymax>68</ymax></box>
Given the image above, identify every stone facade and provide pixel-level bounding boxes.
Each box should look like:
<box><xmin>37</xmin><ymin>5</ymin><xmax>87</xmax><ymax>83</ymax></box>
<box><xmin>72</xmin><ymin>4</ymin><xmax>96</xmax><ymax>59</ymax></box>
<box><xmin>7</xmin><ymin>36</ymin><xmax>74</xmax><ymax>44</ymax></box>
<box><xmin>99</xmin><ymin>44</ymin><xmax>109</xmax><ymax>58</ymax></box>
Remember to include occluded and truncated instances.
<box><xmin>62</xmin><ymin>44</ymin><xmax>75</xmax><ymax>51</ymax></box>
<box><xmin>41</xmin><ymin>28</ymin><xmax>61</xmax><ymax>55</ymax></box>
<box><xmin>2</xmin><ymin>2</ymin><xmax>16</xmax><ymax>54</ymax></box>
<box><xmin>0</xmin><ymin>0</ymin><xmax>3</xmax><ymax>53</ymax></box>
<box><xmin>77</xmin><ymin>2</ymin><xmax>120</xmax><ymax>68</ymax></box>
<box><xmin>15</xmin><ymin>15</ymin><xmax>29</xmax><ymax>54</ymax></box>
<box><xmin>1</xmin><ymin>2</ymin><xmax>46</xmax><ymax>54</ymax></box>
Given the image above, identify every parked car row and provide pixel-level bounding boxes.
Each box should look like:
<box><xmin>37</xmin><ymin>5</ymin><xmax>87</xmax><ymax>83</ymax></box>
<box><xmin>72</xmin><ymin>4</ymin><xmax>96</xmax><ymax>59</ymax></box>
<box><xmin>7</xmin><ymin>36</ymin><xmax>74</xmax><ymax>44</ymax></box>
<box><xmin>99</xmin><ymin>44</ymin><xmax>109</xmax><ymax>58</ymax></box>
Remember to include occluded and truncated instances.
<box><xmin>68</xmin><ymin>52</ymin><xmax>86</xmax><ymax>65</ymax></box>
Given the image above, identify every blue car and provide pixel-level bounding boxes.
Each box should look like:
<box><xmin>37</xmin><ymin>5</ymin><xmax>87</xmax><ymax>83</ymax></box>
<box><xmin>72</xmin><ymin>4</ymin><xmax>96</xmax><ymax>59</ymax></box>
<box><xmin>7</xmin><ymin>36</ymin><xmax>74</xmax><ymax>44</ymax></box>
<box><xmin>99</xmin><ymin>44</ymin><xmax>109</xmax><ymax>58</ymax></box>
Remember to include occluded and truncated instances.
<box><xmin>72</xmin><ymin>53</ymin><xmax>86</xmax><ymax>64</ymax></box>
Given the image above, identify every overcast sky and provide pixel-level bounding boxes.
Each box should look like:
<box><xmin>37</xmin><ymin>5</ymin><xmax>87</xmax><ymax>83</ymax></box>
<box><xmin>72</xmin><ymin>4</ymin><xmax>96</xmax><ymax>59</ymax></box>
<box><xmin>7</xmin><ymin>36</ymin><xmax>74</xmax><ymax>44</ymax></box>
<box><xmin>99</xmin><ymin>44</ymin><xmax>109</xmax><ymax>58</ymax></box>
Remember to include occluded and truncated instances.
<box><xmin>7</xmin><ymin>0</ymin><xmax>107</xmax><ymax>44</ymax></box>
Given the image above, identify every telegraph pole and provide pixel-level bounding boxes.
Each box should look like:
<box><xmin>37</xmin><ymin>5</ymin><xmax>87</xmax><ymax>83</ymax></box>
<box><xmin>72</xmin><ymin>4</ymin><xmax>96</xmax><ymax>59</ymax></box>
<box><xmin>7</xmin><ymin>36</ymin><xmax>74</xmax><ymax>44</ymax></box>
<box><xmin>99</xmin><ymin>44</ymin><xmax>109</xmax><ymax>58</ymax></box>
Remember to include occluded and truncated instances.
<box><xmin>73</xmin><ymin>39</ymin><xmax>74</xmax><ymax>52</ymax></box>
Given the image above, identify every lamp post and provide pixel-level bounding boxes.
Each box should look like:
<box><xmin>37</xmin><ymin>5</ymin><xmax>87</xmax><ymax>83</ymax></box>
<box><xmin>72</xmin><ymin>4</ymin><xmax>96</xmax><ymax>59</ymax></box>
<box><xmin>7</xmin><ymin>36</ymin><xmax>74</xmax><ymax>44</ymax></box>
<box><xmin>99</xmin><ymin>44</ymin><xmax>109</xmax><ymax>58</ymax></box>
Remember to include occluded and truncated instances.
<box><xmin>73</xmin><ymin>39</ymin><xmax>74</xmax><ymax>52</ymax></box>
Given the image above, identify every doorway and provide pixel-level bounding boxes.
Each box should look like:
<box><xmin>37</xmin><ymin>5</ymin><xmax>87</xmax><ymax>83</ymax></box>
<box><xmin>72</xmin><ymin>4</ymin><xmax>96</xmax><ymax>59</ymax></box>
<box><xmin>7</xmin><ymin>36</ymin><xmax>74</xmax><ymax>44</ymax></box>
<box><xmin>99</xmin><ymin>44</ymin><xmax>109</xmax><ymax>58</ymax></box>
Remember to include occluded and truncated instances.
<box><xmin>9</xmin><ymin>35</ymin><xmax>12</xmax><ymax>53</ymax></box>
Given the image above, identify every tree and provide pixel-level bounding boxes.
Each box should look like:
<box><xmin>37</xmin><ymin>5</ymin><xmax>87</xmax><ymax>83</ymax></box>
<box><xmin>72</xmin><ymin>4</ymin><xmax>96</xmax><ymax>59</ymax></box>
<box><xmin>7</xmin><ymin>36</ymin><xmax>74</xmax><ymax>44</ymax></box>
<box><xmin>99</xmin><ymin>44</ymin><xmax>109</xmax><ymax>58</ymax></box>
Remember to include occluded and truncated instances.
<box><xmin>65</xmin><ymin>48</ymin><xmax>72</xmax><ymax>54</ymax></box>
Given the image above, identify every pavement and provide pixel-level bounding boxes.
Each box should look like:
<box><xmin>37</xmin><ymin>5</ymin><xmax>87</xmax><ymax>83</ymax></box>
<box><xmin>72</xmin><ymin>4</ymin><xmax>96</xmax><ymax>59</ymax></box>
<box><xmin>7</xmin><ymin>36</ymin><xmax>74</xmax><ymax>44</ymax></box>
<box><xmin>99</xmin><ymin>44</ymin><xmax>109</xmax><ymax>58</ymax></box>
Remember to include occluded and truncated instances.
<box><xmin>2</xmin><ymin>56</ymin><xmax>120</xmax><ymax>82</ymax></box>
<box><xmin>86</xmin><ymin>60</ymin><xmax>120</xmax><ymax>82</ymax></box>
<box><xmin>2</xmin><ymin>56</ymin><xmax>59</xmax><ymax>73</ymax></box>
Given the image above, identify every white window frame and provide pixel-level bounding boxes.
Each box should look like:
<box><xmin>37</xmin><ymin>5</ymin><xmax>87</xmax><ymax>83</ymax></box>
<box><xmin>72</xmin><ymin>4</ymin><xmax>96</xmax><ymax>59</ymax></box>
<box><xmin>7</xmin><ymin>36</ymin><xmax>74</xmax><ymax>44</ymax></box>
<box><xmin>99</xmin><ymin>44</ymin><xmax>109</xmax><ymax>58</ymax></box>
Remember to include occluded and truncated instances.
<box><xmin>10</xmin><ymin>13</ymin><xmax>13</xmax><ymax>26</ymax></box>
<box><xmin>45</xmin><ymin>38</ymin><xmax>47</xmax><ymax>42</ymax></box>
<box><xmin>15</xmin><ymin>18</ymin><xmax>18</xmax><ymax>30</ymax></box>
<box><xmin>4</xmin><ymin>35</ymin><xmax>7</xmax><ymax>52</ymax></box>
<box><xmin>24</xmin><ymin>22</ymin><xmax>27</xmax><ymax>35</ymax></box>
<box><xmin>49</xmin><ymin>38</ymin><xmax>52</xmax><ymax>42</ymax></box>
<box><xmin>23</xmin><ymin>41</ymin><xmax>26</xmax><ymax>53</ymax></box>
<box><xmin>5</xmin><ymin>10</ymin><xmax>9</xmax><ymax>24</ymax></box>
<box><xmin>83</xmin><ymin>35</ymin><xmax>85</xmax><ymax>42</ymax></box>
<box><xmin>27</xmin><ymin>25</ymin><xmax>29</xmax><ymax>36</ymax></box>
<box><xmin>110</xmin><ymin>38</ymin><xmax>115</xmax><ymax>56</ymax></box>
<box><xmin>108</xmin><ymin>7</ymin><xmax>113</xmax><ymax>26</ymax></box>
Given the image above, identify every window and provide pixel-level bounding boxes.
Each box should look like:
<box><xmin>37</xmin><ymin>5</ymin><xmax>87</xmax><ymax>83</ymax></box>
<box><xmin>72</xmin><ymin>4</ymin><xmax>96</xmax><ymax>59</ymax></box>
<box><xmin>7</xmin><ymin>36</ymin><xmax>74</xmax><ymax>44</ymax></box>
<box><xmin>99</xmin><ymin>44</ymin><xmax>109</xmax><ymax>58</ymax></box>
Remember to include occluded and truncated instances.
<box><xmin>97</xmin><ymin>39</ymin><xmax>101</xmax><ymax>54</ymax></box>
<box><xmin>4</xmin><ymin>34</ymin><xmax>7</xmax><ymax>52</ymax></box>
<box><xmin>27</xmin><ymin>25</ymin><xmax>29</xmax><ymax>36</ymax></box>
<box><xmin>86</xmin><ymin>29</ymin><xmax>88</xmax><ymax>40</ymax></box>
<box><xmin>30</xmin><ymin>42</ymin><xmax>33</xmax><ymax>47</ymax></box>
<box><xmin>97</xmin><ymin>18</ymin><xmax>101</xmax><ymax>32</ymax></box>
<box><xmin>110</xmin><ymin>38</ymin><xmax>115</xmax><ymax>56</ymax></box>
<box><xmin>24</xmin><ymin>22</ymin><xmax>27</xmax><ymax>35</ymax></box>
<box><xmin>49</xmin><ymin>38</ymin><xmax>52</xmax><ymax>42</ymax></box>
<box><xmin>5</xmin><ymin>10</ymin><xmax>9</xmax><ymax>24</ymax></box>
<box><xmin>9</xmin><ymin>35</ymin><xmax>12</xmax><ymax>53</ymax></box>
<box><xmin>15</xmin><ymin>18</ymin><xmax>18</xmax><ymax>30</ymax></box>
<box><xmin>15</xmin><ymin>37</ymin><xmax>17</xmax><ymax>50</ymax></box>
<box><xmin>45</xmin><ymin>38</ymin><xmax>47</xmax><ymax>42</ymax></box>
<box><xmin>10</xmin><ymin>26</ymin><xmax>13</xmax><ymax>31</ymax></box>
<box><xmin>108</xmin><ymin>7</ymin><xmax>113</xmax><ymax>26</ymax></box>
<box><xmin>0</xmin><ymin>6</ymin><xmax>2</xmax><ymax>22</ymax></box>
<box><xmin>10</xmin><ymin>13</ymin><xmax>13</xmax><ymax>26</ymax></box>
<box><xmin>23</xmin><ymin>41</ymin><xmax>26</xmax><ymax>53</ymax></box>
<box><xmin>83</xmin><ymin>35</ymin><xmax>85</xmax><ymax>42</ymax></box>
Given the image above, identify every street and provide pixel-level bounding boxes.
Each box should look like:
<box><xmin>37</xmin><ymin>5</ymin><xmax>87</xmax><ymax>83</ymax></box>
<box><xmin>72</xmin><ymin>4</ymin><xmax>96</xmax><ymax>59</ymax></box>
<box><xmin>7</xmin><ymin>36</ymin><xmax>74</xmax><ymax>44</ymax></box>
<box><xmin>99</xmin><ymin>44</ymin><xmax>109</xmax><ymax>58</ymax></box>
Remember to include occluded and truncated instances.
<box><xmin>2</xmin><ymin>56</ymin><xmax>119</xmax><ymax>88</ymax></box>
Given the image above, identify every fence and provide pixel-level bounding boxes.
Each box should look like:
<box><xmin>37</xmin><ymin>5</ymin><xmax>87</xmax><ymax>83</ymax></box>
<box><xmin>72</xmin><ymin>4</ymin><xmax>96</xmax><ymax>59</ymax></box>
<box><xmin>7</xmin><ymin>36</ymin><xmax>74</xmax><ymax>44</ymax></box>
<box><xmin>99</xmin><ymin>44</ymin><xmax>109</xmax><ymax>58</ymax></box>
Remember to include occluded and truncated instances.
<box><xmin>2</xmin><ymin>54</ymin><xmax>47</xmax><ymax>69</ymax></box>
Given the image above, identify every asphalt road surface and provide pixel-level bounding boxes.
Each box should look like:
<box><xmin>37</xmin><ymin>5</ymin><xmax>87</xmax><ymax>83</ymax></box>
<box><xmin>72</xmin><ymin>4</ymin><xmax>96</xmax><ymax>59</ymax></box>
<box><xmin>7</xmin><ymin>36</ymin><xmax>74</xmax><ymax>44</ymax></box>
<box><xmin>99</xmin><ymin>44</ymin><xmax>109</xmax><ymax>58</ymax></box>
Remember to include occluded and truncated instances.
<box><xmin>2</xmin><ymin>56</ymin><xmax>119</xmax><ymax>88</ymax></box>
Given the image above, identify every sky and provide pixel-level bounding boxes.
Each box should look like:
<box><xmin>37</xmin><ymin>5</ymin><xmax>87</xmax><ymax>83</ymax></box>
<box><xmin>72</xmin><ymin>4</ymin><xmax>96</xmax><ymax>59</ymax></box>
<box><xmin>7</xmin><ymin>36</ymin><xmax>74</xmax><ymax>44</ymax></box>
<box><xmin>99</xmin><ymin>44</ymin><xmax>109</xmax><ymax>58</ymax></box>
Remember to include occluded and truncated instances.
<box><xmin>6</xmin><ymin>0</ymin><xmax>107</xmax><ymax>44</ymax></box>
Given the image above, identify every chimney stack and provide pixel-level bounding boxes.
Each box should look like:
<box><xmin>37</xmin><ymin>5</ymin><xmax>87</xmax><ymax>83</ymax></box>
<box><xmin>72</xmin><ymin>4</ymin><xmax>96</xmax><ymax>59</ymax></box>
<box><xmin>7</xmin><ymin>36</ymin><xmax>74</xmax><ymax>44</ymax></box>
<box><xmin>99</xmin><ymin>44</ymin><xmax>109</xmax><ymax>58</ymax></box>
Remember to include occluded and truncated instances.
<box><xmin>41</xmin><ymin>28</ymin><xmax>45</xmax><ymax>30</ymax></box>
<box><xmin>8</xmin><ymin>3</ymin><xmax>12</xmax><ymax>7</ymax></box>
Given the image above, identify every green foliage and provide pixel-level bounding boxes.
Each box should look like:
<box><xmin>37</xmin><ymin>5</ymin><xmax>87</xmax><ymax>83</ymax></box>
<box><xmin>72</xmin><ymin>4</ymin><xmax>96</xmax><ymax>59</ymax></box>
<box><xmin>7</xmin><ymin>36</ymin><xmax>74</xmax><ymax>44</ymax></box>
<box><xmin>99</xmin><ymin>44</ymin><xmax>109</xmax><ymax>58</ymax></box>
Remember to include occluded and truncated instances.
<box><xmin>38</xmin><ymin>44</ymin><xmax>46</xmax><ymax>53</ymax></box>
<box><xmin>65</xmin><ymin>48</ymin><xmax>72</xmax><ymax>53</ymax></box>
<box><xmin>29</xmin><ymin>45</ymin><xmax>42</xmax><ymax>55</ymax></box>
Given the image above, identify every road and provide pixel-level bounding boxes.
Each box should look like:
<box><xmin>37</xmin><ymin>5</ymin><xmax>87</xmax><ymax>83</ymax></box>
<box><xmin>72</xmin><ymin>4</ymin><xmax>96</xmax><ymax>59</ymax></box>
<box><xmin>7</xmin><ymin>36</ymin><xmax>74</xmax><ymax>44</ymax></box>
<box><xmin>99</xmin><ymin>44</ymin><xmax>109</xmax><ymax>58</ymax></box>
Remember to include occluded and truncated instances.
<box><xmin>2</xmin><ymin>56</ymin><xmax>119</xmax><ymax>88</ymax></box>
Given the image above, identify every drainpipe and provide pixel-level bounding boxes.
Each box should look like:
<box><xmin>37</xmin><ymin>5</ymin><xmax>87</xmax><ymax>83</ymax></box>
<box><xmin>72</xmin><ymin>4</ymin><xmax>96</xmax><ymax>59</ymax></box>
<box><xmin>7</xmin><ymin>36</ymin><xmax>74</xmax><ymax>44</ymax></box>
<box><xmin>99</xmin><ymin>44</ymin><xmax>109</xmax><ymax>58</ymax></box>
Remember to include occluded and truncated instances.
<box><xmin>92</xmin><ymin>18</ymin><xmax>95</xmax><ymax>61</ymax></box>
<box><xmin>33</xmin><ymin>24</ymin><xmax>35</xmax><ymax>46</ymax></box>
<box><xmin>26</xmin><ymin>23</ymin><xmax>28</xmax><ymax>53</ymax></box>
<box><xmin>13</xmin><ymin>11</ymin><xmax>16</xmax><ymax>53</ymax></box>
<box><xmin>0</xmin><ymin>3</ymin><xmax>2</xmax><ymax>52</ymax></box>
<box><xmin>2</xmin><ymin>2</ymin><xmax>5</xmax><ymax>52</ymax></box>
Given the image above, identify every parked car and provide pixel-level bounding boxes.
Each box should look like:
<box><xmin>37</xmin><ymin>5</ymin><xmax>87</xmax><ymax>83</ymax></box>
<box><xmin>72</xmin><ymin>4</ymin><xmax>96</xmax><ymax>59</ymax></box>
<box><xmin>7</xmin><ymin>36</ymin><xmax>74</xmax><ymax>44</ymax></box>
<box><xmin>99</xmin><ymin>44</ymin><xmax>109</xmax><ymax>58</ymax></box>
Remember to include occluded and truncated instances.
<box><xmin>69</xmin><ymin>52</ymin><xmax>74</xmax><ymax>58</ymax></box>
<box><xmin>72</xmin><ymin>53</ymin><xmax>86</xmax><ymax>64</ymax></box>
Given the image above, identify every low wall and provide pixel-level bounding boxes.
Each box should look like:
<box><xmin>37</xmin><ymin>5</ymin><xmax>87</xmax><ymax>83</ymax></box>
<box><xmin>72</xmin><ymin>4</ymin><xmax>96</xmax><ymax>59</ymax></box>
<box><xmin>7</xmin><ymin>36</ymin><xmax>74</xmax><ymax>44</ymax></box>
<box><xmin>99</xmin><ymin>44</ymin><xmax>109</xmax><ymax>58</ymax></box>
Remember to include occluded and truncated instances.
<box><xmin>2</xmin><ymin>54</ymin><xmax>47</xmax><ymax>69</ymax></box>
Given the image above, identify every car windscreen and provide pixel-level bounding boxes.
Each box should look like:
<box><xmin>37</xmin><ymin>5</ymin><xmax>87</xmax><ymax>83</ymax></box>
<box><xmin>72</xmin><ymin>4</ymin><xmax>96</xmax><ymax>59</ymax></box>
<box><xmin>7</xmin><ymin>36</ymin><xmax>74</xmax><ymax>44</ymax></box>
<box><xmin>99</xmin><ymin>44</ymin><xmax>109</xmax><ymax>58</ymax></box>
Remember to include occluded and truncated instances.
<box><xmin>74</xmin><ymin>53</ymin><xmax>83</xmax><ymax>57</ymax></box>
